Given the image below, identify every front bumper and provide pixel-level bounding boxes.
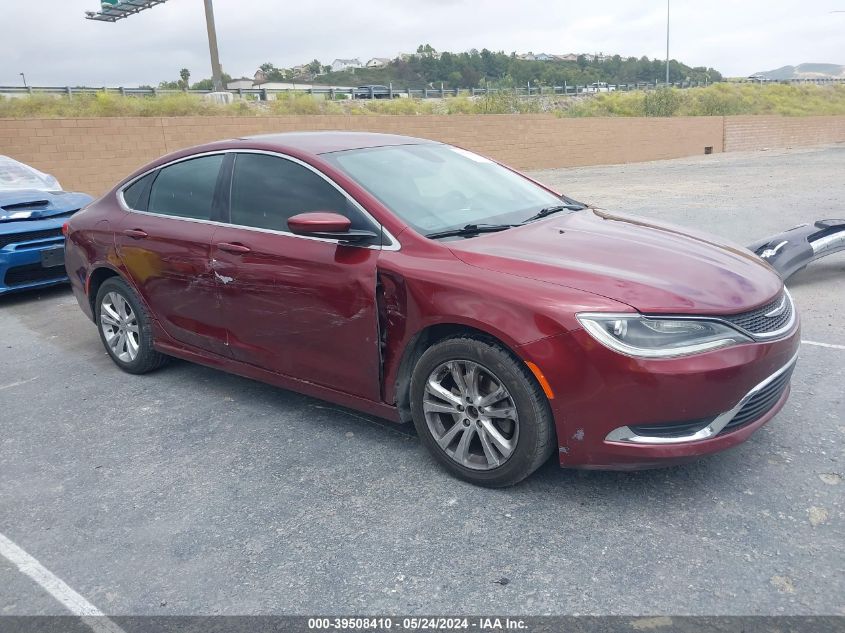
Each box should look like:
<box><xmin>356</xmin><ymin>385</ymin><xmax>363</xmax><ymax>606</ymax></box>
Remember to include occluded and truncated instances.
<box><xmin>604</xmin><ymin>350</ymin><xmax>797</xmax><ymax>444</ymax></box>
<box><xmin>517</xmin><ymin>320</ymin><xmax>801</xmax><ymax>469</ymax></box>
<box><xmin>0</xmin><ymin>235</ymin><xmax>68</xmax><ymax>295</ymax></box>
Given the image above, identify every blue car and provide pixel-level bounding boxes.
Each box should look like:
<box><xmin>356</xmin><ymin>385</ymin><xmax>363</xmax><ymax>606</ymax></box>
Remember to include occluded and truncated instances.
<box><xmin>0</xmin><ymin>156</ymin><xmax>93</xmax><ymax>296</ymax></box>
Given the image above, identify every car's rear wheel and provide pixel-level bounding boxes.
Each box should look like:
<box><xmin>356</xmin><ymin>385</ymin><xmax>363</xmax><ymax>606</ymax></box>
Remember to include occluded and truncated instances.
<box><xmin>95</xmin><ymin>277</ymin><xmax>168</xmax><ymax>374</ymax></box>
<box><xmin>410</xmin><ymin>336</ymin><xmax>555</xmax><ymax>487</ymax></box>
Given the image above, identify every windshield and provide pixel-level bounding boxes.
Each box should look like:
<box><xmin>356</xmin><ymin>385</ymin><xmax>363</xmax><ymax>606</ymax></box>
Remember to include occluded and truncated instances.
<box><xmin>323</xmin><ymin>144</ymin><xmax>563</xmax><ymax>235</ymax></box>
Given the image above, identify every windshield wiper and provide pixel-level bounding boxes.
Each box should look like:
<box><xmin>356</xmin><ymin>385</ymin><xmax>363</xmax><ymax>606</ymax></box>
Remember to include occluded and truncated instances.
<box><xmin>522</xmin><ymin>203</ymin><xmax>586</xmax><ymax>224</ymax></box>
<box><xmin>425</xmin><ymin>223</ymin><xmax>518</xmax><ymax>240</ymax></box>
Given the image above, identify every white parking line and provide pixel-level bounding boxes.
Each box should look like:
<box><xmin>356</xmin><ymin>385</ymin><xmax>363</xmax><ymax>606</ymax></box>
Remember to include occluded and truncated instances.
<box><xmin>0</xmin><ymin>531</ymin><xmax>126</xmax><ymax>633</ymax></box>
<box><xmin>0</xmin><ymin>376</ymin><xmax>39</xmax><ymax>391</ymax></box>
<box><xmin>802</xmin><ymin>340</ymin><xmax>845</xmax><ymax>351</ymax></box>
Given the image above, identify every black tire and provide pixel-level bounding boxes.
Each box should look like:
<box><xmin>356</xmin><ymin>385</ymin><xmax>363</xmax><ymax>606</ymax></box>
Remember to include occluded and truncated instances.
<box><xmin>95</xmin><ymin>277</ymin><xmax>168</xmax><ymax>374</ymax></box>
<box><xmin>410</xmin><ymin>336</ymin><xmax>555</xmax><ymax>487</ymax></box>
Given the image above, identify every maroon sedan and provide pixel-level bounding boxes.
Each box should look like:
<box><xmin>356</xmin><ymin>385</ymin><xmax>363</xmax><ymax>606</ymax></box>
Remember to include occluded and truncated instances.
<box><xmin>65</xmin><ymin>132</ymin><xmax>800</xmax><ymax>486</ymax></box>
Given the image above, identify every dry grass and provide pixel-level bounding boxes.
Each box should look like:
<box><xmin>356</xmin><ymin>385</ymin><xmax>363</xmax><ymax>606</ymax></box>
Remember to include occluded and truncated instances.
<box><xmin>2</xmin><ymin>84</ymin><xmax>844</xmax><ymax>118</ymax></box>
<box><xmin>561</xmin><ymin>83</ymin><xmax>845</xmax><ymax>117</ymax></box>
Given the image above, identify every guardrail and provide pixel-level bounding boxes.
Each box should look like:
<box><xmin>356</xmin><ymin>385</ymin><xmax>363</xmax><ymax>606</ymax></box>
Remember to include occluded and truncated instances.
<box><xmin>1</xmin><ymin>78</ymin><xmax>843</xmax><ymax>100</ymax></box>
<box><xmin>0</xmin><ymin>82</ymin><xmax>707</xmax><ymax>100</ymax></box>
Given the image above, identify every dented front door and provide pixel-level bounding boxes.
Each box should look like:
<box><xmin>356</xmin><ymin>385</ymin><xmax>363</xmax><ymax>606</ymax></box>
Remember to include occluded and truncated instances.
<box><xmin>211</xmin><ymin>227</ymin><xmax>382</xmax><ymax>401</ymax></box>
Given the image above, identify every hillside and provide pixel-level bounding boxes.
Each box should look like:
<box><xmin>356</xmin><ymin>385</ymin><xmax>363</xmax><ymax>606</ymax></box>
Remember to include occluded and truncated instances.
<box><xmin>304</xmin><ymin>49</ymin><xmax>722</xmax><ymax>89</ymax></box>
<box><xmin>754</xmin><ymin>63</ymin><xmax>845</xmax><ymax>80</ymax></box>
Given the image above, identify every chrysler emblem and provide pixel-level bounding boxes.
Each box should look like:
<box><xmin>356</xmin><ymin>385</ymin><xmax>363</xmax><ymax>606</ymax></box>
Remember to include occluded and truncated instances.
<box><xmin>764</xmin><ymin>296</ymin><xmax>788</xmax><ymax>318</ymax></box>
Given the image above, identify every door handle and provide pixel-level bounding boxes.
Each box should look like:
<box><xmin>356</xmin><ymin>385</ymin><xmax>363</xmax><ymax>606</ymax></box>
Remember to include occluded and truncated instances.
<box><xmin>122</xmin><ymin>228</ymin><xmax>148</xmax><ymax>239</ymax></box>
<box><xmin>217</xmin><ymin>242</ymin><xmax>251</xmax><ymax>254</ymax></box>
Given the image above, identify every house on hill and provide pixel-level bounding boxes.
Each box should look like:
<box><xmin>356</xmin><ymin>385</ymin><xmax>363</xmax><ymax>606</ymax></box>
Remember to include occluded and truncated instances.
<box><xmin>366</xmin><ymin>57</ymin><xmax>391</xmax><ymax>68</ymax></box>
<box><xmin>518</xmin><ymin>53</ymin><xmax>554</xmax><ymax>61</ymax></box>
<box><xmin>331</xmin><ymin>58</ymin><xmax>362</xmax><ymax>72</ymax></box>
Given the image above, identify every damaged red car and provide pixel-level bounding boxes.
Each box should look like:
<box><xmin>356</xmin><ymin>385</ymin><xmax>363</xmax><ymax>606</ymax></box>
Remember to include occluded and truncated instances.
<box><xmin>65</xmin><ymin>132</ymin><xmax>800</xmax><ymax>486</ymax></box>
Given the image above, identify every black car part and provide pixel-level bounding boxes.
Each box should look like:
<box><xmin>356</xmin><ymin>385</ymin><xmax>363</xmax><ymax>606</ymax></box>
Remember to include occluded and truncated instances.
<box><xmin>748</xmin><ymin>219</ymin><xmax>845</xmax><ymax>280</ymax></box>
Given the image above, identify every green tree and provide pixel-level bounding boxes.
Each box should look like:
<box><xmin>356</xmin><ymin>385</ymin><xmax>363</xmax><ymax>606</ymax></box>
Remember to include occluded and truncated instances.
<box><xmin>178</xmin><ymin>68</ymin><xmax>191</xmax><ymax>91</ymax></box>
<box><xmin>191</xmin><ymin>73</ymin><xmax>233</xmax><ymax>91</ymax></box>
<box><xmin>259</xmin><ymin>63</ymin><xmax>286</xmax><ymax>82</ymax></box>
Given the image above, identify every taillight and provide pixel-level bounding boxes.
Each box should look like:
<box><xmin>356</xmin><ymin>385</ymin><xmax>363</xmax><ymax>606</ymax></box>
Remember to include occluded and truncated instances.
<box><xmin>61</xmin><ymin>222</ymin><xmax>69</xmax><ymax>237</ymax></box>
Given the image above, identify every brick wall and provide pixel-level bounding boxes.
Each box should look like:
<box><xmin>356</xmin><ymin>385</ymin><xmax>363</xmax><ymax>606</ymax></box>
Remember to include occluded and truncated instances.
<box><xmin>723</xmin><ymin>116</ymin><xmax>845</xmax><ymax>152</ymax></box>
<box><xmin>0</xmin><ymin>114</ymin><xmax>842</xmax><ymax>196</ymax></box>
<box><xmin>0</xmin><ymin>115</ymin><xmax>723</xmax><ymax>196</ymax></box>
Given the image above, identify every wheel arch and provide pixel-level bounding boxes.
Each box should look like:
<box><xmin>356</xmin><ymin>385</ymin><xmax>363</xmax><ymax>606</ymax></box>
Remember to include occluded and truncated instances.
<box><xmin>391</xmin><ymin>322</ymin><xmax>534</xmax><ymax>425</ymax></box>
<box><xmin>86</xmin><ymin>266</ymin><xmax>123</xmax><ymax>318</ymax></box>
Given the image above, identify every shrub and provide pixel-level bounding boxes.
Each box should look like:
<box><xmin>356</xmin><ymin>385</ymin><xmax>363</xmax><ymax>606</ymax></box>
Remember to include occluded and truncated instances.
<box><xmin>356</xmin><ymin>98</ymin><xmax>435</xmax><ymax>115</ymax></box>
<box><xmin>2</xmin><ymin>83</ymin><xmax>844</xmax><ymax>118</ymax></box>
<box><xmin>642</xmin><ymin>88</ymin><xmax>682</xmax><ymax>117</ymax></box>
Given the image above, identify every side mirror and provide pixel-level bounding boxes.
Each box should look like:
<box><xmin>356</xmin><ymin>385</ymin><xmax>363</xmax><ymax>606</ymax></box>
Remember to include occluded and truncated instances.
<box><xmin>287</xmin><ymin>212</ymin><xmax>379</xmax><ymax>244</ymax></box>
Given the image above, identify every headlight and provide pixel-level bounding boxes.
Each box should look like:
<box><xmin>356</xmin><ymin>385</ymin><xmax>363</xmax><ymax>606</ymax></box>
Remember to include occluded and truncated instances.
<box><xmin>576</xmin><ymin>313</ymin><xmax>751</xmax><ymax>358</ymax></box>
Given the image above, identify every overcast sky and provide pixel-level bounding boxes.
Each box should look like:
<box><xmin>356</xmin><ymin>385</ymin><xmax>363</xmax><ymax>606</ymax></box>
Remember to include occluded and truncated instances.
<box><xmin>1</xmin><ymin>0</ymin><xmax>843</xmax><ymax>86</ymax></box>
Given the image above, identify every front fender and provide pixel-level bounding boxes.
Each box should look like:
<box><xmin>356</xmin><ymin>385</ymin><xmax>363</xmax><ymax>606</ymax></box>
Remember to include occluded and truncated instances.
<box><xmin>376</xmin><ymin>250</ymin><xmax>630</xmax><ymax>406</ymax></box>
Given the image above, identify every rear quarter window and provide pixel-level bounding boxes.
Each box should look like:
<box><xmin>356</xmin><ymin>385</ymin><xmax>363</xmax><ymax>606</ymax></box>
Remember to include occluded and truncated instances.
<box><xmin>121</xmin><ymin>172</ymin><xmax>155</xmax><ymax>211</ymax></box>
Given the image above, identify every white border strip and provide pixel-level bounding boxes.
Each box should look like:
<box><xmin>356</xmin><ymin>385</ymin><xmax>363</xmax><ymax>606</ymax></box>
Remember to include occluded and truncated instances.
<box><xmin>0</xmin><ymin>531</ymin><xmax>126</xmax><ymax>633</ymax></box>
<box><xmin>802</xmin><ymin>340</ymin><xmax>845</xmax><ymax>351</ymax></box>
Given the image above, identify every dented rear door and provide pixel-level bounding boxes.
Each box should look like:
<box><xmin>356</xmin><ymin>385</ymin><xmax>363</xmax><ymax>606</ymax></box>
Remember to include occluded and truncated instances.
<box><xmin>115</xmin><ymin>154</ymin><xmax>228</xmax><ymax>355</ymax></box>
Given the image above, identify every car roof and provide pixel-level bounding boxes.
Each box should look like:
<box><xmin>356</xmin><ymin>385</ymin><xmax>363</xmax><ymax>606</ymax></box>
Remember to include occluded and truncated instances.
<box><xmin>239</xmin><ymin>131</ymin><xmax>437</xmax><ymax>155</ymax></box>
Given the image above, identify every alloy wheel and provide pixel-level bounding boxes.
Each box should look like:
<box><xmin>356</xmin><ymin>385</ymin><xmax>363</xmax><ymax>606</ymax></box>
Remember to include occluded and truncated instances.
<box><xmin>422</xmin><ymin>360</ymin><xmax>519</xmax><ymax>470</ymax></box>
<box><xmin>100</xmin><ymin>291</ymin><xmax>140</xmax><ymax>363</ymax></box>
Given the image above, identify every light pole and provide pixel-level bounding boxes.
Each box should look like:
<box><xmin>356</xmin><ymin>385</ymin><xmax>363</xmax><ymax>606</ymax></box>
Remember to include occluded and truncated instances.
<box><xmin>665</xmin><ymin>0</ymin><xmax>671</xmax><ymax>85</ymax></box>
<box><xmin>19</xmin><ymin>72</ymin><xmax>27</xmax><ymax>88</ymax></box>
<box><xmin>203</xmin><ymin>0</ymin><xmax>224</xmax><ymax>92</ymax></box>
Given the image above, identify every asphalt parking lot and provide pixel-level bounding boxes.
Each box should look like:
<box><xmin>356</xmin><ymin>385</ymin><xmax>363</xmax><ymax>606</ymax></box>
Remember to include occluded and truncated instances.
<box><xmin>1</xmin><ymin>146</ymin><xmax>843</xmax><ymax>616</ymax></box>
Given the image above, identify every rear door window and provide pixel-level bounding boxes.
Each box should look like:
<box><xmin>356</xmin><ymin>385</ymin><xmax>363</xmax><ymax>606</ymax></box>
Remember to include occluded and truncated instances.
<box><xmin>147</xmin><ymin>155</ymin><xmax>224</xmax><ymax>220</ymax></box>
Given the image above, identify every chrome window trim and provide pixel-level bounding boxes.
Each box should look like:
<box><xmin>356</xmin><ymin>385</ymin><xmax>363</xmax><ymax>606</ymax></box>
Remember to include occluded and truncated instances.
<box><xmin>116</xmin><ymin>148</ymin><xmax>400</xmax><ymax>252</ymax></box>
<box><xmin>604</xmin><ymin>349</ymin><xmax>799</xmax><ymax>445</ymax></box>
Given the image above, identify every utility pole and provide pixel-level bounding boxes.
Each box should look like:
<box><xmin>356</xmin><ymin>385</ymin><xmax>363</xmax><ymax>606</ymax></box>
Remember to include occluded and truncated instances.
<box><xmin>666</xmin><ymin>0</ymin><xmax>671</xmax><ymax>85</ymax></box>
<box><xmin>203</xmin><ymin>0</ymin><xmax>224</xmax><ymax>92</ymax></box>
<box><xmin>19</xmin><ymin>72</ymin><xmax>27</xmax><ymax>88</ymax></box>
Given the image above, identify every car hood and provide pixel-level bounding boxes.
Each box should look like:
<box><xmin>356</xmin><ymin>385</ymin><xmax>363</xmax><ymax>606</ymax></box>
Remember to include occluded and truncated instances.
<box><xmin>0</xmin><ymin>190</ymin><xmax>93</xmax><ymax>223</ymax></box>
<box><xmin>447</xmin><ymin>208</ymin><xmax>782</xmax><ymax>315</ymax></box>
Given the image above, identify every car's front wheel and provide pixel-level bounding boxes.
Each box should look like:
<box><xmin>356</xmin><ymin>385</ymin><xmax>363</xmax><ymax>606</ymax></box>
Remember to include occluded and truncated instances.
<box><xmin>410</xmin><ymin>336</ymin><xmax>555</xmax><ymax>487</ymax></box>
<box><xmin>95</xmin><ymin>277</ymin><xmax>168</xmax><ymax>374</ymax></box>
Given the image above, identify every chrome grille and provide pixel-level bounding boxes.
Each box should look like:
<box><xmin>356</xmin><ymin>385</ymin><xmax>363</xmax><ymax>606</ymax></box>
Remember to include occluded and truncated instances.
<box><xmin>721</xmin><ymin>292</ymin><xmax>793</xmax><ymax>336</ymax></box>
